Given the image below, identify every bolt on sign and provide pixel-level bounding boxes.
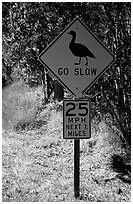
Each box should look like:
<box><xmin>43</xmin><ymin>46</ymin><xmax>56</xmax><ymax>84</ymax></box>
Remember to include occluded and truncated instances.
<box><xmin>63</xmin><ymin>100</ymin><xmax>91</xmax><ymax>139</ymax></box>
<box><xmin>39</xmin><ymin>18</ymin><xmax>115</xmax><ymax>98</ymax></box>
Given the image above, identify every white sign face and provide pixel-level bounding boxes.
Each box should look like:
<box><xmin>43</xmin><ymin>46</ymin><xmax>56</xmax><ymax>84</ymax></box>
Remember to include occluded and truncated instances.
<box><xmin>63</xmin><ymin>100</ymin><xmax>91</xmax><ymax>139</ymax></box>
<box><xmin>39</xmin><ymin>18</ymin><xmax>115</xmax><ymax>97</ymax></box>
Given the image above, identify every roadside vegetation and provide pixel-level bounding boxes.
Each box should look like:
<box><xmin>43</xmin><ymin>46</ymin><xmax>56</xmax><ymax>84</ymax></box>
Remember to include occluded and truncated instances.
<box><xmin>2</xmin><ymin>82</ymin><xmax>131</xmax><ymax>202</ymax></box>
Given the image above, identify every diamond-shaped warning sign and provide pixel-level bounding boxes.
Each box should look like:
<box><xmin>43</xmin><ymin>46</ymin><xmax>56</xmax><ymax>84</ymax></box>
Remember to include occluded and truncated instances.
<box><xmin>39</xmin><ymin>18</ymin><xmax>115</xmax><ymax>97</ymax></box>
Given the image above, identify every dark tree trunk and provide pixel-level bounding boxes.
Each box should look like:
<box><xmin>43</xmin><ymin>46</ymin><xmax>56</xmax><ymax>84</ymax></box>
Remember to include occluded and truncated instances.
<box><xmin>53</xmin><ymin>80</ymin><xmax>64</xmax><ymax>101</ymax></box>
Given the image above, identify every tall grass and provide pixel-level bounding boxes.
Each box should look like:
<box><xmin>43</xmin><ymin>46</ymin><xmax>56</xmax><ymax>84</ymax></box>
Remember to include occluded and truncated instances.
<box><xmin>2</xmin><ymin>107</ymin><xmax>131</xmax><ymax>201</ymax></box>
<box><xmin>2</xmin><ymin>81</ymin><xmax>131</xmax><ymax>201</ymax></box>
<box><xmin>2</xmin><ymin>81</ymin><xmax>44</xmax><ymax>131</ymax></box>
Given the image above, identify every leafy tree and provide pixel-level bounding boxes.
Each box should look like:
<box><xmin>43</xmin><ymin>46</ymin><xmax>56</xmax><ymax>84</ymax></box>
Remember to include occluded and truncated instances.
<box><xmin>87</xmin><ymin>3</ymin><xmax>131</xmax><ymax>145</ymax></box>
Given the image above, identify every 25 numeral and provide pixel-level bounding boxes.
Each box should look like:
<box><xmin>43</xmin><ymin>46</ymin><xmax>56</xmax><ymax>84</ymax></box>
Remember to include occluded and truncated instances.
<box><xmin>66</xmin><ymin>102</ymin><xmax>88</xmax><ymax>116</ymax></box>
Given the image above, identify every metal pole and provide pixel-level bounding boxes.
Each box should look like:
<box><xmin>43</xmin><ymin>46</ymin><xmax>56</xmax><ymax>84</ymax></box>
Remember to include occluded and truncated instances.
<box><xmin>74</xmin><ymin>139</ymin><xmax>80</xmax><ymax>198</ymax></box>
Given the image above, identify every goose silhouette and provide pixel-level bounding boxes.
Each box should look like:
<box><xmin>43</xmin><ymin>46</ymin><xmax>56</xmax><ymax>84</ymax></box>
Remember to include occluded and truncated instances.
<box><xmin>68</xmin><ymin>30</ymin><xmax>96</xmax><ymax>65</ymax></box>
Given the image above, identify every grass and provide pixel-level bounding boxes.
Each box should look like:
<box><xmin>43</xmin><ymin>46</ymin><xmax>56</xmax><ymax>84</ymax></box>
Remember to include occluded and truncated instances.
<box><xmin>2</xmin><ymin>81</ymin><xmax>44</xmax><ymax>131</ymax></box>
<box><xmin>2</xmin><ymin>81</ymin><xmax>131</xmax><ymax>202</ymax></box>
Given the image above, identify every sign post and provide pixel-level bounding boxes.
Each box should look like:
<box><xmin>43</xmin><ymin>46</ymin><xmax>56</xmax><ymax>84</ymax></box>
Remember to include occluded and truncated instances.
<box><xmin>74</xmin><ymin>139</ymin><xmax>80</xmax><ymax>198</ymax></box>
<box><xmin>39</xmin><ymin>17</ymin><xmax>115</xmax><ymax>199</ymax></box>
<box><xmin>63</xmin><ymin>99</ymin><xmax>91</xmax><ymax>198</ymax></box>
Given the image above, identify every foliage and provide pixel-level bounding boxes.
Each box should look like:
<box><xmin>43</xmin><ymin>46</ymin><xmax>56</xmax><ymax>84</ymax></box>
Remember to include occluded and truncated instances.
<box><xmin>2</xmin><ymin>2</ymin><xmax>131</xmax><ymax>144</ymax></box>
<box><xmin>87</xmin><ymin>3</ymin><xmax>131</xmax><ymax>145</ymax></box>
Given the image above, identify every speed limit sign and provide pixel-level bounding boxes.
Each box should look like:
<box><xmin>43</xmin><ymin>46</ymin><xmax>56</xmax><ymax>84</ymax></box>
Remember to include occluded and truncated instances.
<box><xmin>63</xmin><ymin>100</ymin><xmax>91</xmax><ymax>139</ymax></box>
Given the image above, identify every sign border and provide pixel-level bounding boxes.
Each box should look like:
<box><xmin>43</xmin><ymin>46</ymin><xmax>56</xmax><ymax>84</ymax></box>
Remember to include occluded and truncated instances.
<box><xmin>38</xmin><ymin>18</ymin><xmax>115</xmax><ymax>97</ymax></box>
<box><xmin>63</xmin><ymin>99</ymin><xmax>91</xmax><ymax>139</ymax></box>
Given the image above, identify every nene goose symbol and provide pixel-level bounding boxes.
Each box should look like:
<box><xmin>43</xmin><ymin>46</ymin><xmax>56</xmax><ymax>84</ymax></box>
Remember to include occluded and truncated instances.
<box><xmin>68</xmin><ymin>30</ymin><xmax>96</xmax><ymax>65</ymax></box>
